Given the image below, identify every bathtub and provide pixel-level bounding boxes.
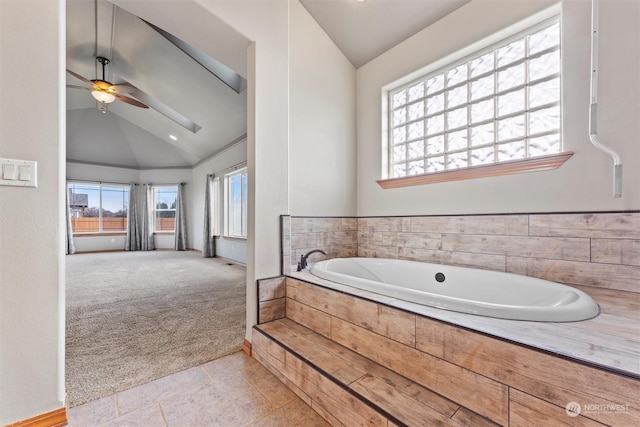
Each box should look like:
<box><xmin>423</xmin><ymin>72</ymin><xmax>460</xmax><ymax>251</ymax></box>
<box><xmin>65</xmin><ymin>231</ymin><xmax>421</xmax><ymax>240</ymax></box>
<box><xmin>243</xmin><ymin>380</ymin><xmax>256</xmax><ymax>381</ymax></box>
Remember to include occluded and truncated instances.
<box><xmin>309</xmin><ymin>257</ymin><xmax>599</xmax><ymax>322</ymax></box>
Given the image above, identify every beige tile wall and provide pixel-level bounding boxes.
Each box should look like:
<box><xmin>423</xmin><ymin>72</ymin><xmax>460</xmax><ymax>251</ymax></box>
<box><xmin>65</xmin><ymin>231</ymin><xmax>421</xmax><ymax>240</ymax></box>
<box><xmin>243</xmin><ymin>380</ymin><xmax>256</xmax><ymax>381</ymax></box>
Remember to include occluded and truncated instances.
<box><xmin>280</xmin><ymin>216</ymin><xmax>291</xmax><ymax>275</ymax></box>
<box><xmin>286</xmin><ymin>216</ymin><xmax>358</xmax><ymax>272</ymax></box>
<box><xmin>257</xmin><ymin>276</ymin><xmax>286</xmax><ymax>324</ymax></box>
<box><xmin>286</xmin><ymin>212</ymin><xmax>640</xmax><ymax>294</ymax></box>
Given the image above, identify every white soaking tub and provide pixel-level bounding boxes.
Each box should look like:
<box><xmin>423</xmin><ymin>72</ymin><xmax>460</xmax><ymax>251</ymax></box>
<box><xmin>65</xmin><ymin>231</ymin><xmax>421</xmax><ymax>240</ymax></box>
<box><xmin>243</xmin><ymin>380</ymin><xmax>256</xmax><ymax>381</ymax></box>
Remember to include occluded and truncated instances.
<box><xmin>310</xmin><ymin>257</ymin><xmax>599</xmax><ymax>322</ymax></box>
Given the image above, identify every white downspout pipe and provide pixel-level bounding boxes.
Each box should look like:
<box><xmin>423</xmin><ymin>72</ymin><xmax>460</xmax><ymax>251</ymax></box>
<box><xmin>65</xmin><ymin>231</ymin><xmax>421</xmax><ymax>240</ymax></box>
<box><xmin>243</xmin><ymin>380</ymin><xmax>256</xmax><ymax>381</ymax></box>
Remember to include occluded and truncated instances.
<box><xmin>589</xmin><ymin>0</ymin><xmax>622</xmax><ymax>198</ymax></box>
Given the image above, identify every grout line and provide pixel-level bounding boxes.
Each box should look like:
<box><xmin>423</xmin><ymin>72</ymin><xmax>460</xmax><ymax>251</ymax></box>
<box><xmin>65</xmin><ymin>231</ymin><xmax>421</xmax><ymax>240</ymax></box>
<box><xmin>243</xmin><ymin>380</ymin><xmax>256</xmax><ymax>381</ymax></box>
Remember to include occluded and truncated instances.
<box><xmin>201</xmin><ymin>363</ymin><xmax>216</xmax><ymax>383</ymax></box>
<box><xmin>157</xmin><ymin>402</ymin><xmax>169</xmax><ymax>427</ymax></box>
<box><xmin>240</xmin><ymin>366</ymin><xmax>293</xmax><ymax>413</ymax></box>
<box><xmin>449</xmin><ymin>406</ymin><xmax>461</xmax><ymax>420</ymax></box>
<box><xmin>347</xmin><ymin>372</ymin><xmax>368</xmax><ymax>386</ymax></box>
<box><xmin>119</xmin><ymin>365</ymin><xmax>212</xmax><ymax>417</ymax></box>
<box><xmin>114</xmin><ymin>394</ymin><xmax>121</xmax><ymax>418</ymax></box>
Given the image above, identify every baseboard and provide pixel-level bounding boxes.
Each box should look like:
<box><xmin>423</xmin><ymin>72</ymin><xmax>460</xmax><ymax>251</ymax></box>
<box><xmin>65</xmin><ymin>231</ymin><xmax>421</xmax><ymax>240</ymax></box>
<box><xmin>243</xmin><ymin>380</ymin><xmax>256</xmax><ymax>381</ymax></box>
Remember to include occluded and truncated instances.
<box><xmin>72</xmin><ymin>249</ymin><xmax>124</xmax><ymax>255</ymax></box>
<box><xmin>5</xmin><ymin>407</ymin><xmax>67</xmax><ymax>427</ymax></box>
<box><xmin>242</xmin><ymin>339</ymin><xmax>252</xmax><ymax>356</ymax></box>
<box><xmin>73</xmin><ymin>249</ymin><xmax>199</xmax><ymax>254</ymax></box>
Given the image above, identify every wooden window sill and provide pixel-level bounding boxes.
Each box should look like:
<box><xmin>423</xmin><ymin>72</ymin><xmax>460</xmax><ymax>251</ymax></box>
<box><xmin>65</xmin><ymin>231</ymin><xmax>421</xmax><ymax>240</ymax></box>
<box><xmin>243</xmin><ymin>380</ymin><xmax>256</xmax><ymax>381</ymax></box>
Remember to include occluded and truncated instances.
<box><xmin>376</xmin><ymin>152</ymin><xmax>573</xmax><ymax>189</ymax></box>
<box><xmin>223</xmin><ymin>235</ymin><xmax>247</xmax><ymax>241</ymax></box>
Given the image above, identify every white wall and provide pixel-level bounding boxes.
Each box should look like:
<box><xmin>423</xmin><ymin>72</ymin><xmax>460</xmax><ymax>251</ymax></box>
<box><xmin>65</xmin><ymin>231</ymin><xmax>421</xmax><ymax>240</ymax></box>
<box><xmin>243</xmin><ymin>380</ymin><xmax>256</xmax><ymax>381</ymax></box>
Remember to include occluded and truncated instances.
<box><xmin>0</xmin><ymin>0</ymin><xmax>65</xmax><ymax>424</ymax></box>
<box><xmin>289</xmin><ymin>0</ymin><xmax>357</xmax><ymax>216</ymax></box>
<box><xmin>356</xmin><ymin>0</ymin><xmax>639</xmax><ymax>216</ymax></box>
<box><xmin>67</xmin><ymin>162</ymin><xmax>140</xmax><ymax>183</ymax></box>
<box><xmin>191</xmin><ymin>139</ymin><xmax>248</xmax><ymax>264</ymax></box>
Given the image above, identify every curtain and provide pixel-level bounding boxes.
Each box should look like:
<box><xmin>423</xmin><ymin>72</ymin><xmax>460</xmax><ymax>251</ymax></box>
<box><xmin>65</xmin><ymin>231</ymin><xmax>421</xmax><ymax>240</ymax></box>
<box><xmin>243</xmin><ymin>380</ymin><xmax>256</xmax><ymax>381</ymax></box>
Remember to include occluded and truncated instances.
<box><xmin>141</xmin><ymin>184</ymin><xmax>155</xmax><ymax>251</ymax></box>
<box><xmin>65</xmin><ymin>189</ymin><xmax>76</xmax><ymax>255</ymax></box>
<box><xmin>125</xmin><ymin>183</ymin><xmax>141</xmax><ymax>251</ymax></box>
<box><xmin>174</xmin><ymin>183</ymin><xmax>187</xmax><ymax>251</ymax></box>
<box><xmin>202</xmin><ymin>174</ymin><xmax>215</xmax><ymax>258</ymax></box>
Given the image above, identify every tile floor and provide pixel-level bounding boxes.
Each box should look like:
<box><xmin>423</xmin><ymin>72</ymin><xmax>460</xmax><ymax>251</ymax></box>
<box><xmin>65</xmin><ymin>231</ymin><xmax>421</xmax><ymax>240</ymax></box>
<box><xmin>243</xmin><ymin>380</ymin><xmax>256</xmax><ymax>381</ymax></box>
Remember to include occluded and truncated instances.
<box><xmin>67</xmin><ymin>351</ymin><xmax>330</xmax><ymax>427</ymax></box>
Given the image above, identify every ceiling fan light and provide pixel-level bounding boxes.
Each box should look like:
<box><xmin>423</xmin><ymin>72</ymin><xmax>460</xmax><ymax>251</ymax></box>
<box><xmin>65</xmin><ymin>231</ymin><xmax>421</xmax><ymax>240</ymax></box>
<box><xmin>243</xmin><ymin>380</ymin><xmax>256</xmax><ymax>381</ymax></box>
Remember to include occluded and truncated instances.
<box><xmin>91</xmin><ymin>90</ymin><xmax>116</xmax><ymax>104</ymax></box>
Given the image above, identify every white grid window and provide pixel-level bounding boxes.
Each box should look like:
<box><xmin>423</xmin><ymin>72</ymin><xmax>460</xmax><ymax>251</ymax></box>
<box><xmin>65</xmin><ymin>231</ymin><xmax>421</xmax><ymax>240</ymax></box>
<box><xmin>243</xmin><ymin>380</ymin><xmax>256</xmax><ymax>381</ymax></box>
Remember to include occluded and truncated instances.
<box><xmin>388</xmin><ymin>19</ymin><xmax>561</xmax><ymax>179</ymax></box>
<box><xmin>153</xmin><ymin>186</ymin><xmax>178</xmax><ymax>232</ymax></box>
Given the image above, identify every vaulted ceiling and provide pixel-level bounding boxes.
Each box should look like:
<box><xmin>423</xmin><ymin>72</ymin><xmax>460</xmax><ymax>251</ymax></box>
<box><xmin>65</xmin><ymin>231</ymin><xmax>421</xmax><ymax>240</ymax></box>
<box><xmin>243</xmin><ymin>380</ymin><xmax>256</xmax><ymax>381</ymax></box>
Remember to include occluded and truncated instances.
<box><xmin>299</xmin><ymin>0</ymin><xmax>469</xmax><ymax>69</ymax></box>
<box><xmin>66</xmin><ymin>0</ymin><xmax>468</xmax><ymax>170</ymax></box>
<box><xmin>66</xmin><ymin>0</ymin><xmax>249</xmax><ymax>169</ymax></box>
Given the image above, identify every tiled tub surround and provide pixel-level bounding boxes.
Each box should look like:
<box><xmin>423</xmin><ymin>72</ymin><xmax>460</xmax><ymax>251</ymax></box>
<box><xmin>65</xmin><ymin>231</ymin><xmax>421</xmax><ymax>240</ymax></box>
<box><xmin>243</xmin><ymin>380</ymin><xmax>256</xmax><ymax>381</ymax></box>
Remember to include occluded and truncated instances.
<box><xmin>258</xmin><ymin>276</ymin><xmax>287</xmax><ymax>324</ymax></box>
<box><xmin>281</xmin><ymin>212</ymin><xmax>640</xmax><ymax>372</ymax></box>
<box><xmin>255</xmin><ymin>275</ymin><xmax>640</xmax><ymax>426</ymax></box>
<box><xmin>284</xmin><ymin>216</ymin><xmax>358</xmax><ymax>274</ymax></box>
<box><xmin>286</xmin><ymin>212</ymin><xmax>640</xmax><ymax>296</ymax></box>
<box><xmin>258</xmin><ymin>212</ymin><xmax>640</xmax><ymax>424</ymax></box>
<box><xmin>285</xmin><ymin>270</ymin><xmax>640</xmax><ymax>377</ymax></box>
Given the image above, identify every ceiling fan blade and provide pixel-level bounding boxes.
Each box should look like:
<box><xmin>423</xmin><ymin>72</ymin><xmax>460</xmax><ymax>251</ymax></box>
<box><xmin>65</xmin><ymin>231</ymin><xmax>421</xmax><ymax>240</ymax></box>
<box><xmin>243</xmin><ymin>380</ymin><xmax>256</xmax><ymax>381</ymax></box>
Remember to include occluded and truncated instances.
<box><xmin>111</xmin><ymin>84</ymin><xmax>136</xmax><ymax>94</ymax></box>
<box><xmin>66</xmin><ymin>69</ymin><xmax>93</xmax><ymax>86</ymax></box>
<box><xmin>116</xmin><ymin>94</ymin><xmax>149</xmax><ymax>109</ymax></box>
<box><xmin>67</xmin><ymin>85</ymin><xmax>91</xmax><ymax>91</ymax></box>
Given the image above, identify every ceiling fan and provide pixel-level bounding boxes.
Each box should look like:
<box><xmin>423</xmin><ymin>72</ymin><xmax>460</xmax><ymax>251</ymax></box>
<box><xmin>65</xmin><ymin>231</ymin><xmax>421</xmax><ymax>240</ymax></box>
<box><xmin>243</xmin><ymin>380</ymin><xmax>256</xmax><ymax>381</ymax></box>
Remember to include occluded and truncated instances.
<box><xmin>67</xmin><ymin>56</ymin><xmax>148</xmax><ymax>110</ymax></box>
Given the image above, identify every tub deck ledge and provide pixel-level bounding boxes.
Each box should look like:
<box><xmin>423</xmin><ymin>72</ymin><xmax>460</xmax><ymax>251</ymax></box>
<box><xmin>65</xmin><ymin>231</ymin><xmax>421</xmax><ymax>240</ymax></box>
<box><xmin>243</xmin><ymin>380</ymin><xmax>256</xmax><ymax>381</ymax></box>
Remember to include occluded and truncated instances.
<box><xmin>288</xmin><ymin>269</ymin><xmax>640</xmax><ymax>379</ymax></box>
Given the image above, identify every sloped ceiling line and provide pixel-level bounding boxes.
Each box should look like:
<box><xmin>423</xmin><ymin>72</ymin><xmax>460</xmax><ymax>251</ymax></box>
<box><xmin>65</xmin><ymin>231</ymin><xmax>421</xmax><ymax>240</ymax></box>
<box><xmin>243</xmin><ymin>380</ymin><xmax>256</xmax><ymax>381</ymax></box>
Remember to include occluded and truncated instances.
<box><xmin>144</xmin><ymin>20</ymin><xmax>247</xmax><ymax>94</ymax></box>
<box><xmin>128</xmin><ymin>86</ymin><xmax>202</xmax><ymax>133</ymax></box>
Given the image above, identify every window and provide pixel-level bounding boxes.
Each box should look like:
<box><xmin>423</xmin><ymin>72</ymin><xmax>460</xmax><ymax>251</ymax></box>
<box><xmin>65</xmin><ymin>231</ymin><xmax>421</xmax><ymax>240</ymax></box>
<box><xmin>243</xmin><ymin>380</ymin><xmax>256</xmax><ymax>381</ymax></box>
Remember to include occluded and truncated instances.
<box><xmin>153</xmin><ymin>186</ymin><xmax>177</xmax><ymax>232</ymax></box>
<box><xmin>386</xmin><ymin>18</ymin><xmax>563</xmax><ymax>182</ymax></box>
<box><xmin>225</xmin><ymin>168</ymin><xmax>247</xmax><ymax>238</ymax></box>
<box><xmin>67</xmin><ymin>182</ymin><xmax>128</xmax><ymax>233</ymax></box>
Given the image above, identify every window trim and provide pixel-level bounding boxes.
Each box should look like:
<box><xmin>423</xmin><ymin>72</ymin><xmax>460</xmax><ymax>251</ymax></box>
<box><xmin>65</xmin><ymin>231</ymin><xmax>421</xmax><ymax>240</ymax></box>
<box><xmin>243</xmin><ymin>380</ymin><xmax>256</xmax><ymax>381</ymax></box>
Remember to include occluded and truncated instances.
<box><xmin>224</xmin><ymin>167</ymin><xmax>248</xmax><ymax>239</ymax></box>
<box><xmin>152</xmin><ymin>185</ymin><xmax>178</xmax><ymax>233</ymax></box>
<box><xmin>377</xmin><ymin>151</ymin><xmax>572</xmax><ymax>189</ymax></box>
<box><xmin>67</xmin><ymin>181</ymin><xmax>129</xmax><ymax>235</ymax></box>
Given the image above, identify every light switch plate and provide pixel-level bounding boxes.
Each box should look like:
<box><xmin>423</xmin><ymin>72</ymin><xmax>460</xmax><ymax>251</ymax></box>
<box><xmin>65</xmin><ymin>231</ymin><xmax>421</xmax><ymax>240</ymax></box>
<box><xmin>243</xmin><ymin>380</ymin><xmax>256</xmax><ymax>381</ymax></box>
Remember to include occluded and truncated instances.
<box><xmin>0</xmin><ymin>158</ymin><xmax>37</xmax><ymax>187</ymax></box>
<box><xmin>2</xmin><ymin>163</ymin><xmax>15</xmax><ymax>180</ymax></box>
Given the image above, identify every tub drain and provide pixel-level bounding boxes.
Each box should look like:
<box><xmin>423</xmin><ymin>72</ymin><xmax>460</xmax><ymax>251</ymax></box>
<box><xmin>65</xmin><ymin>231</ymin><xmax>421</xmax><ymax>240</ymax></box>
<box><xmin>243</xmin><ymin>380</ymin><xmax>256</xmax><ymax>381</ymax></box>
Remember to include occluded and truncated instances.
<box><xmin>435</xmin><ymin>272</ymin><xmax>445</xmax><ymax>283</ymax></box>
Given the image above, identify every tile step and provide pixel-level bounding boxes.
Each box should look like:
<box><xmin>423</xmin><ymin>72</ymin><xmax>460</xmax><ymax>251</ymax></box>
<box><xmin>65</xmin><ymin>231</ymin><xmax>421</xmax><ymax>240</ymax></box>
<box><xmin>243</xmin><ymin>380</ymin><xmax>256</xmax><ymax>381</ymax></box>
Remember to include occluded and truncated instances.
<box><xmin>253</xmin><ymin>318</ymin><xmax>498</xmax><ymax>427</ymax></box>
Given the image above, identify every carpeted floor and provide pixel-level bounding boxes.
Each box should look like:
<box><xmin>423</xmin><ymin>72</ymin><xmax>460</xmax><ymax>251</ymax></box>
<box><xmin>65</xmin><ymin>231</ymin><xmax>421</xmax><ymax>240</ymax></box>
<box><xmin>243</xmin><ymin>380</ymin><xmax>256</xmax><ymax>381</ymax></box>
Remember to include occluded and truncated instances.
<box><xmin>65</xmin><ymin>251</ymin><xmax>246</xmax><ymax>407</ymax></box>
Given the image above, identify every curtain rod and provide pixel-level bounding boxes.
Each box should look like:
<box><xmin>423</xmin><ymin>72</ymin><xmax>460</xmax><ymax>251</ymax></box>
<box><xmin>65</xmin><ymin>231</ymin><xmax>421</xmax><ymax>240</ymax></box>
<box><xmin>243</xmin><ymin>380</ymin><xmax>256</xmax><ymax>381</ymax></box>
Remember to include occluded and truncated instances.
<box><xmin>67</xmin><ymin>179</ymin><xmax>131</xmax><ymax>186</ymax></box>
<box><xmin>67</xmin><ymin>179</ymin><xmax>187</xmax><ymax>187</ymax></box>
<box><xmin>212</xmin><ymin>161</ymin><xmax>247</xmax><ymax>177</ymax></box>
<box><xmin>144</xmin><ymin>182</ymin><xmax>186</xmax><ymax>186</ymax></box>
